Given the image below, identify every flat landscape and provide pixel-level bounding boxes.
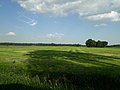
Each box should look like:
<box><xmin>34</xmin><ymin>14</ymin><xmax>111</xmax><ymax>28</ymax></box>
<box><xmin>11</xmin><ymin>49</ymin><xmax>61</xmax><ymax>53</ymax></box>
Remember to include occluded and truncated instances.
<box><xmin>0</xmin><ymin>46</ymin><xmax>120</xmax><ymax>90</ymax></box>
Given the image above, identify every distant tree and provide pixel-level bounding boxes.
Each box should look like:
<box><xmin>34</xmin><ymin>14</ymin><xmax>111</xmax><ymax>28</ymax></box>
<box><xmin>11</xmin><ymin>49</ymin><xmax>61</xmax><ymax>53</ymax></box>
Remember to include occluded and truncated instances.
<box><xmin>86</xmin><ymin>39</ymin><xmax>108</xmax><ymax>47</ymax></box>
<box><xmin>85</xmin><ymin>39</ymin><xmax>96</xmax><ymax>47</ymax></box>
<box><xmin>96</xmin><ymin>40</ymin><xmax>108</xmax><ymax>47</ymax></box>
<box><xmin>101</xmin><ymin>41</ymin><xmax>108</xmax><ymax>47</ymax></box>
<box><xmin>96</xmin><ymin>40</ymin><xmax>103</xmax><ymax>47</ymax></box>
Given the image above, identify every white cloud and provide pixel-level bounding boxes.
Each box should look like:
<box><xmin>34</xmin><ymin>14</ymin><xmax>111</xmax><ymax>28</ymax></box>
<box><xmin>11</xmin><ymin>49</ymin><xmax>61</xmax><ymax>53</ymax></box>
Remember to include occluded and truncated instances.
<box><xmin>6</xmin><ymin>32</ymin><xmax>16</xmax><ymax>36</ymax></box>
<box><xmin>17</xmin><ymin>0</ymin><xmax>120</xmax><ymax>22</ymax></box>
<box><xmin>95</xmin><ymin>23</ymin><xmax>107</xmax><ymax>27</ymax></box>
<box><xmin>18</xmin><ymin>13</ymin><xmax>37</xmax><ymax>26</ymax></box>
<box><xmin>22</xmin><ymin>19</ymin><xmax>37</xmax><ymax>26</ymax></box>
<box><xmin>47</xmin><ymin>33</ymin><xmax>64</xmax><ymax>39</ymax></box>
<box><xmin>17</xmin><ymin>0</ymin><xmax>82</xmax><ymax>16</ymax></box>
<box><xmin>87</xmin><ymin>11</ymin><xmax>120</xmax><ymax>22</ymax></box>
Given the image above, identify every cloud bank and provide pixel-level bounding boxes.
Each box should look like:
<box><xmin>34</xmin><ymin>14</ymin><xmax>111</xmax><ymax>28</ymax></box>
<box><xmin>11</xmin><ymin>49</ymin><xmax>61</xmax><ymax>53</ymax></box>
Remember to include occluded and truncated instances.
<box><xmin>87</xmin><ymin>11</ymin><xmax>120</xmax><ymax>22</ymax></box>
<box><xmin>17</xmin><ymin>0</ymin><xmax>120</xmax><ymax>22</ymax></box>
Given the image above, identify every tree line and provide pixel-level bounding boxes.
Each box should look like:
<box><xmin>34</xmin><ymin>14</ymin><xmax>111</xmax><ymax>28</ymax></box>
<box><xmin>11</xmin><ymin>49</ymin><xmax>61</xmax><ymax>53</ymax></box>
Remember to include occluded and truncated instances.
<box><xmin>0</xmin><ymin>42</ymin><xmax>83</xmax><ymax>46</ymax></box>
<box><xmin>85</xmin><ymin>39</ymin><xmax>108</xmax><ymax>47</ymax></box>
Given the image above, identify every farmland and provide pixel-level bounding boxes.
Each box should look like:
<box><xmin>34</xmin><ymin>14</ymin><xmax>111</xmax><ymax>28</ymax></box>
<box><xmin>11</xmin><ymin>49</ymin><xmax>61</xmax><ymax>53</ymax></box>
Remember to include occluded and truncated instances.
<box><xmin>0</xmin><ymin>46</ymin><xmax>120</xmax><ymax>90</ymax></box>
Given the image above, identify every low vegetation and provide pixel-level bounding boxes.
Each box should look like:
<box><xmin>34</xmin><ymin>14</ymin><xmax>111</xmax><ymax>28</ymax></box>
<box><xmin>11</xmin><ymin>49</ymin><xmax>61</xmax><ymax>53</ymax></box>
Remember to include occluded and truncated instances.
<box><xmin>0</xmin><ymin>46</ymin><xmax>120</xmax><ymax>90</ymax></box>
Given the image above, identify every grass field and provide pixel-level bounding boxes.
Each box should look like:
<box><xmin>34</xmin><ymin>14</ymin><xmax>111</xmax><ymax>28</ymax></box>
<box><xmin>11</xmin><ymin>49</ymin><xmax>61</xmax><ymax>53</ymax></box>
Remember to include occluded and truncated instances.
<box><xmin>0</xmin><ymin>46</ymin><xmax>120</xmax><ymax>90</ymax></box>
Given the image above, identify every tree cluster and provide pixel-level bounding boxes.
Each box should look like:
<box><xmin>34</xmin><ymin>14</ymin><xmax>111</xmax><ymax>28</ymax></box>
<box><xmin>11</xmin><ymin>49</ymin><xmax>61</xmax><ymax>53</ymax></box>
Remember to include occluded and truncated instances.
<box><xmin>85</xmin><ymin>39</ymin><xmax>108</xmax><ymax>47</ymax></box>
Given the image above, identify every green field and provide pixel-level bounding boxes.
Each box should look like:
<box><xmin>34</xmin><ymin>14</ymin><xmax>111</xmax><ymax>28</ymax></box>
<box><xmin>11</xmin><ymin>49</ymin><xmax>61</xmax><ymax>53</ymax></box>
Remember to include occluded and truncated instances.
<box><xmin>0</xmin><ymin>46</ymin><xmax>120</xmax><ymax>90</ymax></box>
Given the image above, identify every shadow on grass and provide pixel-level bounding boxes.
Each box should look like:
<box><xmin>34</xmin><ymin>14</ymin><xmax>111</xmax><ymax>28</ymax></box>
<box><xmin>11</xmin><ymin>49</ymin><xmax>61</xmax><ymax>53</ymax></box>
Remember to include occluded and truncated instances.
<box><xmin>26</xmin><ymin>50</ymin><xmax>120</xmax><ymax>90</ymax></box>
<box><xmin>0</xmin><ymin>84</ymin><xmax>41</xmax><ymax>90</ymax></box>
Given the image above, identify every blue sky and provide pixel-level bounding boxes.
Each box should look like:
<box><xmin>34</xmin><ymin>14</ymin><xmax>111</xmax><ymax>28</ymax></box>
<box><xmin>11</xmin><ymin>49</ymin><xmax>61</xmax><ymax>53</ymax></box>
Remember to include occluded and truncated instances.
<box><xmin>0</xmin><ymin>0</ymin><xmax>120</xmax><ymax>45</ymax></box>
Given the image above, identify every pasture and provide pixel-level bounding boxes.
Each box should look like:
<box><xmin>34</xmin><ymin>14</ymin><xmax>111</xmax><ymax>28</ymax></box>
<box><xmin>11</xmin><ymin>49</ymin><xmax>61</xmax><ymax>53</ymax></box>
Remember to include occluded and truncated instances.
<box><xmin>0</xmin><ymin>46</ymin><xmax>120</xmax><ymax>90</ymax></box>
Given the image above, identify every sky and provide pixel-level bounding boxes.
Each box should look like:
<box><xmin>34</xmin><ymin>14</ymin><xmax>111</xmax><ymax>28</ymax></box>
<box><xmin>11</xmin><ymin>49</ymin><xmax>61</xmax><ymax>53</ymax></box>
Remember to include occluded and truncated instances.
<box><xmin>0</xmin><ymin>0</ymin><xmax>120</xmax><ymax>45</ymax></box>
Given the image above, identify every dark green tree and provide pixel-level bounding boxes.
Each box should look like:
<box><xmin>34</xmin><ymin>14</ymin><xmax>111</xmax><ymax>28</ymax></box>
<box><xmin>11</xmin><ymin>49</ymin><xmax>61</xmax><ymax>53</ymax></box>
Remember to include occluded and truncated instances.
<box><xmin>85</xmin><ymin>39</ymin><xmax>96</xmax><ymax>47</ymax></box>
<box><xmin>86</xmin><ymin>39</ymin><xmax>108</xmax><ymax>47</ymax></box>
<box><xmin>96</xmin><ymin>40</ymin><xmax>108</xmax><ymax>47</ymax></box>
<box><xmin>101</xmin><ymin>41</ymin><xmax>108</xmax><ymax>47</ymax></box>
<box><xmin>96</xmin><ymin>40</ymin><xmax>103</xmax><ymax>47</ymax></box>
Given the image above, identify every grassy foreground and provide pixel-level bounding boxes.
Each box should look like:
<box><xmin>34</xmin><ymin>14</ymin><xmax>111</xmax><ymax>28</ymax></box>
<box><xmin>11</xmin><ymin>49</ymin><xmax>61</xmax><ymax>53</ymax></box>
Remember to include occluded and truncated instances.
<box><xmin>0</xmin><ymin>46</ymin><xmax>120</xmax><ymax>90</ymax></box>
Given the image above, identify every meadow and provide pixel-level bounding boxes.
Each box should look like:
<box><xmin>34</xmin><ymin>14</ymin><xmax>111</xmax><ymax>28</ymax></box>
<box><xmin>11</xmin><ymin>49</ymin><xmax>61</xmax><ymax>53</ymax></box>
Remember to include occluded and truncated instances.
<box><xmin>0</xmin><ymin>46</ymin><xmax>120</xmax><ymax>90</ymax></box>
